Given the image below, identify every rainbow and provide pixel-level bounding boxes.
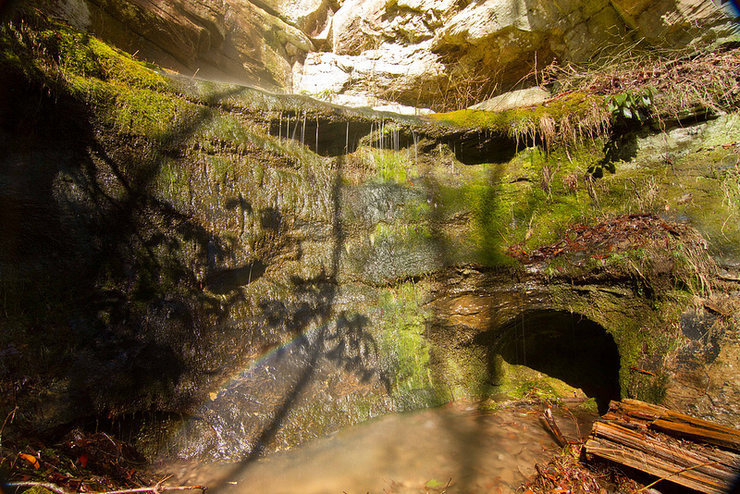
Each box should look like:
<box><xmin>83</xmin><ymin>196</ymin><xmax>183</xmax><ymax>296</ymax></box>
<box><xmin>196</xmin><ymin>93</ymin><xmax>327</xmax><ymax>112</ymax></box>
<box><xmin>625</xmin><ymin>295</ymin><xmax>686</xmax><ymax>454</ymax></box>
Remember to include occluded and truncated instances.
<box><xmin>209</xmin><ymin>322</ymin><xmax>329</xmax><ymax>401</ymax></box>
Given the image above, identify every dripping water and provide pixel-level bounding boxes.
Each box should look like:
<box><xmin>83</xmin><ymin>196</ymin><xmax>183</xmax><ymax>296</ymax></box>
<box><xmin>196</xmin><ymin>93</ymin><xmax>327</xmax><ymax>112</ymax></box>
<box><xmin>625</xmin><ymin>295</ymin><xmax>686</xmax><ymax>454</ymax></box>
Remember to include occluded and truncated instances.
<box><xmin>291</xmin><ymin>116</ymin><xmax>299</xmax><ymax>140</ymax></box>
<box><xmin>413</xmin><ymin>131</ymin><xmax>418</xmax><ymax>165</ymax></box>
<box><xmin>345</xmin><ymin>122</ymin><xmax>349</xmax><ymax>153</ymax></box>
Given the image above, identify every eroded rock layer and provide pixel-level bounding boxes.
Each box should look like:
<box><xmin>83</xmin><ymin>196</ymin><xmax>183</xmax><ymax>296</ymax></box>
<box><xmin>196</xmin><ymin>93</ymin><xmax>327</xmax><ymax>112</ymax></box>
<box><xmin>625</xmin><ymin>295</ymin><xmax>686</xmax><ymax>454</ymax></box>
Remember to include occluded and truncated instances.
<box><xmin>25</xmin><ymin>0</ymin><xmax>739</xmax><ymax>109</ymax></box>
<box><xmin>1</xmin><ymin>6</ymin><xmax>739</xmax><ymax>462</ymax></box>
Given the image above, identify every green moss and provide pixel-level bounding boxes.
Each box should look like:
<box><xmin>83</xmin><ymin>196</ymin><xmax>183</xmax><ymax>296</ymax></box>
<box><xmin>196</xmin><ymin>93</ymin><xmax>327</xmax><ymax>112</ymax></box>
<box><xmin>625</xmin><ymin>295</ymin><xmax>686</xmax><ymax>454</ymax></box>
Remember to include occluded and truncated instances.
<box><xmin>492</xmin><ymin>359</ymin><xmax>588</xmax><ymax>404</ymax></box>
<box><xmin>159</xmin><ymin>158</ymin><xmax>192</xmax><ymax>201</ymax></box>
<box><xmin>67</xmin><ymin>76</ymin><xmax>188</xmax><ymax>136</ymax></box>
<box><xmin>1</xmin><ymin>14</ymin><xmax>196</xmax><ymax>138</ymax></box>
<box><xmin>401</xmin><ymin>199</ymin><xmax>432</xmax><ymax>224</ymax></box>
<box><xmin>53</xmin><ymin>28</ymin><xmax>167</xmax><ymax>90</ymax></box>
<box><xmin>629</xmin><ymin>372</ymin><xmax>669</xmax><ymax>404</ymax></box>
<box><xmin>22</xmin><ymin>486</ymin><xmax>55</xmax><ymax>494</ymax></box>
<box><xmin>433</xmin><ymin>163</ymin><xmax>514</xmax><ymax>266</ymax></box>
<box><xmin>428</xmin><ymin>92</ymin><xmax>609</xmax><ymax>147</ymax></box>
<box><xmin>376</xmin><ymin>283</ymin><xmax>447</xmax><ymax>410</ymax></box>
<box><xmin>9</xmin><ymin>16</ymin><xmax>312</xmax><ymax>158</ymax></box>
<box><xmin>436</xmin><ymin>347</ymin><xmax>491</xmax><ymax>400</ymax></box>
<box><xmin>373</xmin><ymin>149</ymin><xmax>412</xmax><ymax>182</ymax></box>
<box><xmin>372</xmin><ymin>222</ymin><xmax>431</xmax><ymax>245</ymax></box>
<box><xmin>428</xmin><ymin>142</ymin><xmax>615</xmax><ymax>267</ymax></box>
<box><xmin>193</xmin><ymin>113</ymin><xmax>256</xmax><ymax>153</ymax></box>
<box><xmin>659</xmin><ymin>147</ymin><xmax>740</xmax><ymax>263</ymax></box>
<box><xmin>205</xmin><ymin>155</ymin><xmax>234</xmax><ymax>184</ymax></box>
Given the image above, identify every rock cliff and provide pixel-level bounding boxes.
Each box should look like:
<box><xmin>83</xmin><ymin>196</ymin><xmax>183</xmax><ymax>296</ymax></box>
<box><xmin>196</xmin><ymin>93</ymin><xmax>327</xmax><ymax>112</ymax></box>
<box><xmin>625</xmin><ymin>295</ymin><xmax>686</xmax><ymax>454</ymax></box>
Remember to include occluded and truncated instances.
<box><xmin>26</xmin><ymin>0</ymin><xmax>739</xmax><ymax>110</ymax></box>
<box><xmin>1</xmin><ymin>2</ymin><xmax>739</xmax><ymax>463</ymax></box>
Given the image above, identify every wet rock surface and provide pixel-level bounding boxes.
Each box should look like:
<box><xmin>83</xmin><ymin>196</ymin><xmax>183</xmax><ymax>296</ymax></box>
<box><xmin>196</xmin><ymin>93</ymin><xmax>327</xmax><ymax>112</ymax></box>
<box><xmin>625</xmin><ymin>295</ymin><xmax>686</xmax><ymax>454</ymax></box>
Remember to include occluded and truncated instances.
<box><xmin>25</xmin><ymin>0</ymin><xmax>739</xmax><ymax>109</ymax></box>
<box><xmin>1</xmin><ymin>10</ymin><xmax>739</xmax><ymax>467</ymax></box>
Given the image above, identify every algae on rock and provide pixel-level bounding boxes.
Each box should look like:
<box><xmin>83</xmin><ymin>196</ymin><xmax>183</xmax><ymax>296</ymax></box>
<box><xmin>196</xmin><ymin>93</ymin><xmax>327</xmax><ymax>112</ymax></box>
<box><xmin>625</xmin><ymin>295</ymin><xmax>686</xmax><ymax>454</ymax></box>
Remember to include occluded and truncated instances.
<box><xmin>2</xmin><ymin>9</ymin><xmax>740</xmax><ymax>464</ymax></box>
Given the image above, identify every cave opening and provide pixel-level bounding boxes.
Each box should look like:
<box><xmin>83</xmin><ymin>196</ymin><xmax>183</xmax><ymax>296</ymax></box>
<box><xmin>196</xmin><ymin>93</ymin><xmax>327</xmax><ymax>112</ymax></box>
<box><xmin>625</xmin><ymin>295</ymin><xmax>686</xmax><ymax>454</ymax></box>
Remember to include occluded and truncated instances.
<box><xmin>476</xmin><ymin>310</ymin><xmax>621</xmax><ymax>413</ymax></box>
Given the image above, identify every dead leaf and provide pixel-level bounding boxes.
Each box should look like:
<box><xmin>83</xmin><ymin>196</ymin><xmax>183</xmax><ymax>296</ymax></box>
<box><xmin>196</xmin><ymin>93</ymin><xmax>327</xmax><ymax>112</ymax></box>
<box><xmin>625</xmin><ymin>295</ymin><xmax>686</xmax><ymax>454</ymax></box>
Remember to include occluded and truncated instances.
<box><xmin>19</xmin><ymin>453</ymin><xmax>40</xmax><ymax>469</ymax></box>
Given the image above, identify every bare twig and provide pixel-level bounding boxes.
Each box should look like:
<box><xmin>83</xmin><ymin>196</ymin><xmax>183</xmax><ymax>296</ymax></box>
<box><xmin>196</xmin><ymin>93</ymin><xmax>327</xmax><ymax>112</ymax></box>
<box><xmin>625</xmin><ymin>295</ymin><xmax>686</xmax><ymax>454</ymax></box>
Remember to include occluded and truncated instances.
<box><xmin>1</xmin><ymin>406</ymin><xmax>18</xmax><ymax>436</ymax></box>
<box><xmin>7</xmin><ymin>482</ymin><xmax>68</xmax><ymax>494</ymax></box>
<box><xmin>543</xmin><ymin>407</ymin><xmax>568</xmax><ymax>447</ymax></box>
<box><xmin>629</xmin><ymin>366</ymin><xmax>656</xmax><ymax>376</ymax></box>
<box><xmin>0</xmin><ymin>406</ymin><xmax>18</xmax><ymax>448</ymax></box>
<box><xmin>561</xmin><ymin>405</ymin><xmax>582</xmax><ymax>440</ymax></box>
<box><xmin>7</xmin><ymin>482</ymin><xmax>206</xmax><ymax>494</ymax></box>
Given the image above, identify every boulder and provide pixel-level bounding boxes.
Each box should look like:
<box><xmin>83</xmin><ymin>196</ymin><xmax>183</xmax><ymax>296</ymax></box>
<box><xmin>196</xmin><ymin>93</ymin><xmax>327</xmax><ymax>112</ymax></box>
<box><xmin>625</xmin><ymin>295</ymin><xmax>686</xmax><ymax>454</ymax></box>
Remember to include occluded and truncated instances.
<box><xmin>469</xmin><ymin>86</ymin><xmax>552</xmax><ymax>112</ymax></box>
<box><xmin>610</xmin><ymin>0</ymin><xmax>737</xmax><ymax>46</ymax></box>
<box><xmin>261</xmin><ymin>0</ymin><xmax>333</xmax><ymax>36</ymax></box>
<box><xmin>293</xmin><ymin>52</ymin><xmax>353</xmax><ymax>95</ymax></box>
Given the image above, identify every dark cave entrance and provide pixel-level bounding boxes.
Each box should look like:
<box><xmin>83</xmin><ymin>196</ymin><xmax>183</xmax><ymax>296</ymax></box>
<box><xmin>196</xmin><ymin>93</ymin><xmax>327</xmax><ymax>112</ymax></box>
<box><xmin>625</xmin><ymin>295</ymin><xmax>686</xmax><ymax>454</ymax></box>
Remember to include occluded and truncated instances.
<box><xmin>476</xmin><ymin>310</ymin><xmax>621</xmax><ymax>413</ymax></box>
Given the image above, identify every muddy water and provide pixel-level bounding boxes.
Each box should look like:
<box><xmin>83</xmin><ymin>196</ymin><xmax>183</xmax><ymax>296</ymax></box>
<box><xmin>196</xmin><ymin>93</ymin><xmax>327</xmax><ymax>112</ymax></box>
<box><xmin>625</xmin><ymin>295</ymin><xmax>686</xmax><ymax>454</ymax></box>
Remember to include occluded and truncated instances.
<box><xmin>163</xmin><ymin>401</ymin><xmax>596</xmax><ymax>494</ymax></box>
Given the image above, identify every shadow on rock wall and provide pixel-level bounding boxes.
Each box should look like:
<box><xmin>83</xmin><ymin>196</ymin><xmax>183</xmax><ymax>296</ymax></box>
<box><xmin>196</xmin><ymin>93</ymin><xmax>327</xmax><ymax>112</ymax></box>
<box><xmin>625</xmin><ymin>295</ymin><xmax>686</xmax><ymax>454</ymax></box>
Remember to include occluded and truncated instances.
<box><xmin>0</xmin><ymin>44</ymin><xmax>251</xmax><ymax>430</ymax></box>
<box><xmin>1</xmin><ymin>37</ymin><xmax>390</xmax><ymax>472</ymax></box>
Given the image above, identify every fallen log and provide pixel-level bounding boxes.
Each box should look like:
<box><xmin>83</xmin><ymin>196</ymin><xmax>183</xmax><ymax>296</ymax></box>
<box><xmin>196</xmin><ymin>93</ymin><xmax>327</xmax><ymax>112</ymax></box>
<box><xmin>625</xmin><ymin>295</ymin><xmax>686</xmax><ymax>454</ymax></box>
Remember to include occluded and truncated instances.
<box><xmin>605</xmin><ymin>399</ymin><xmax>740</xmax><ymax>451</ymax></box>
<box><xmin>584</xmin><ymin>399</ymin><xmax>740</xmax><ymax>494</ymax></box>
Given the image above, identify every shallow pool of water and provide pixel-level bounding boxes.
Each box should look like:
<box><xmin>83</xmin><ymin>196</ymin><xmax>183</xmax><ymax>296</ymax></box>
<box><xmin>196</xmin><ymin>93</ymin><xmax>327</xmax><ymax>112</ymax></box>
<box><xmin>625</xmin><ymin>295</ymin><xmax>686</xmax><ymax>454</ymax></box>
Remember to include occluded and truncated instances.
<box><xmin>162</xmin><ymin>401</ymin><xmax>596</xmax><ymax>494</ymax></box>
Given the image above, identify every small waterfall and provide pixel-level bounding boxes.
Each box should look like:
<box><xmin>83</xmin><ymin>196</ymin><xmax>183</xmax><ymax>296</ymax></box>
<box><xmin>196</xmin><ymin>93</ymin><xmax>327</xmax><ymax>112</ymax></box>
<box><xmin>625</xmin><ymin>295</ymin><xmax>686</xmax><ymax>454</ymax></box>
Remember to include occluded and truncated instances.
<box><xmin>413</xmin><ymin>131</ymin><xmax>418</xmax><ymax>165</ymax></box>
<box><xmin>291</xmin><ymin>115</ymin><xmax>299</xmax><ymax>140</ymax></box>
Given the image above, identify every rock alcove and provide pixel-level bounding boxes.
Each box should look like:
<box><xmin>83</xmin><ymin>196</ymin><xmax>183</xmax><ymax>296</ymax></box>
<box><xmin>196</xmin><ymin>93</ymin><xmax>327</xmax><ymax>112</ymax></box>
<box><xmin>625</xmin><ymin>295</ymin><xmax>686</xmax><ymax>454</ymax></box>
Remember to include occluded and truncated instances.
<box><xmin>475</xmin><ymin>310</ymin><xmax>622</xmax><ymax>413</ymax></box>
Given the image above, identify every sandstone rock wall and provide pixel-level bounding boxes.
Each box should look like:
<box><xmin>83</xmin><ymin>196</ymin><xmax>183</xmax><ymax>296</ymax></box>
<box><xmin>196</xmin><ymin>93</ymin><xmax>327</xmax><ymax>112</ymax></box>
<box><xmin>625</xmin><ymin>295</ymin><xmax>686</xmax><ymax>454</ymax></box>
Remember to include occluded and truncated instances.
<box><xmin>29</xmin><ymin>0</ymin><xmax>738</xmax><ymax>110</ymax></box>
<box><xmin>296</xmin><ymin>0</ymin><xmax>736</xmax><ymax>109</ymax></box>
<box><xmin>2</xmin><ymin>11</ymin><xmax>740</xmax><ymax>459</ymax></box>
<box><xmin>33</xmin><ymin>0</ymin><xmax>315</xmax><ymax>88</ymax></box>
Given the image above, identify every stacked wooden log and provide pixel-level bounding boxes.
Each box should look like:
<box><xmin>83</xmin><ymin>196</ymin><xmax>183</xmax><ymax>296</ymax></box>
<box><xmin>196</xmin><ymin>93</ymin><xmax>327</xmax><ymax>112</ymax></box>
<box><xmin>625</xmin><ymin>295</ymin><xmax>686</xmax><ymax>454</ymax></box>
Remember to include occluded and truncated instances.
<box><xmin>584</xmin><ymin>399</ymin><xmax>740</xmax><ymax>494</ymax></box>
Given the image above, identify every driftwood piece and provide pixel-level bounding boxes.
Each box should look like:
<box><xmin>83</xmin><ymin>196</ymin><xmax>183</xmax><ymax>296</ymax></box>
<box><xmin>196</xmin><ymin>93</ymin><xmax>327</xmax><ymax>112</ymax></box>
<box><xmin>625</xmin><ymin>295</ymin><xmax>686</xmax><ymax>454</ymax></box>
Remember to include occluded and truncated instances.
<box><xmin>584</xmin><ymin>399</ymin><xmax>740</xmax><ymax>494</ymax></box>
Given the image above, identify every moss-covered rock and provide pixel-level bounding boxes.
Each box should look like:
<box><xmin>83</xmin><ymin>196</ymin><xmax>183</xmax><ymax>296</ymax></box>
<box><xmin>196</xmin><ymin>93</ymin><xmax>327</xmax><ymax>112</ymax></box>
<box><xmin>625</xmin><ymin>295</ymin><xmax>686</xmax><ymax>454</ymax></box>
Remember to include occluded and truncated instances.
<box><xmin>2</xmin><ymin>10</ymin><xmax>739</xmax><ymax>464</ymax></box>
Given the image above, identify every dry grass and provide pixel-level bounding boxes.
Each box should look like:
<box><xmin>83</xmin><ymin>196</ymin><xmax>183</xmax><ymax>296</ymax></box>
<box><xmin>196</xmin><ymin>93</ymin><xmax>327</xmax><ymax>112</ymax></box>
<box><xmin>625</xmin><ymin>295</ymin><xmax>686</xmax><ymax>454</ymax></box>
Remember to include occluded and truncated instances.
<box><xmin>394</xmin><ymin>59</ymin><xmax>502</xmax><ymax>112</ymax></box>
<box><xmin>542</xmin><ymin>46</ymin><xmax>740</xmax><ymax>120</ymax></box>
<box><xmin>434</xmin><ymin>62</ymin><xmax>501</xmax><ymax>112</ymax></box>
<box><xmin>630</xmin><ymin>176</ymin><xmax>660</xmax><ymax>212</ymax></box>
